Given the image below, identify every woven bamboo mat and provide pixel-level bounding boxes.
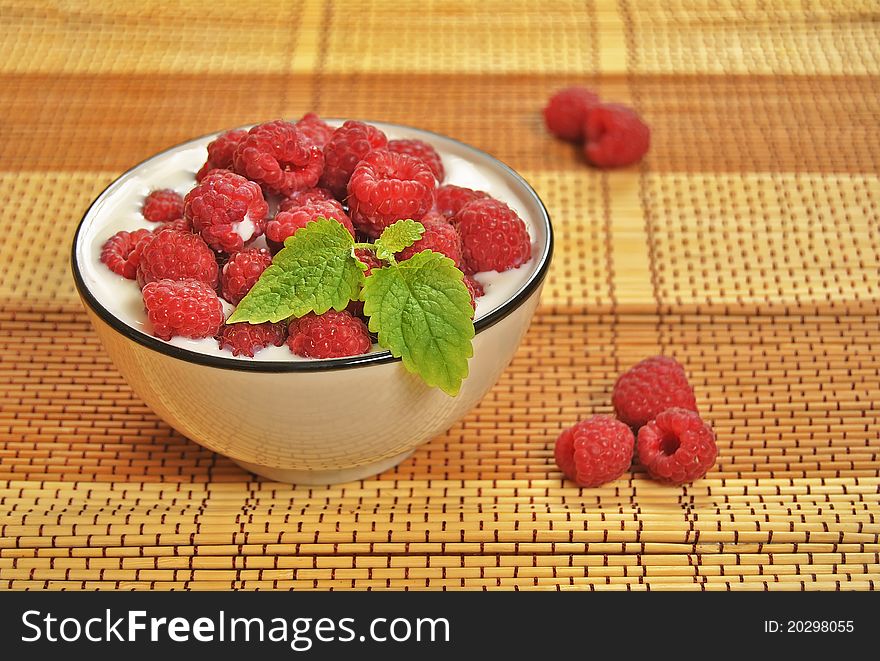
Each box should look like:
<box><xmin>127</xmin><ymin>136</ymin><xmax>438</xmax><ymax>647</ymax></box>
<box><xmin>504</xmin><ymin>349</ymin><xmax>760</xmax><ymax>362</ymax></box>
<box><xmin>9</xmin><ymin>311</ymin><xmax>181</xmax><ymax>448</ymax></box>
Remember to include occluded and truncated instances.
<box><xmin>0</xmin><ymin>0</ymin><xmax>878</xmax><ymax>590</ymax></box>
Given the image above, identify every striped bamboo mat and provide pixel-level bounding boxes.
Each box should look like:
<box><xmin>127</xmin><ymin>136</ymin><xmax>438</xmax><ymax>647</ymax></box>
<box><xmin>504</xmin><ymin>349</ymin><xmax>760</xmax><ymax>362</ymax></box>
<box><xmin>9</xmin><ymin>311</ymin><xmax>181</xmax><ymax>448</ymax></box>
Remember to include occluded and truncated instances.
<box><xmin>0</xmin><ymin>0</ymin><xmax>878</xmax><ymax>590</ymax></box>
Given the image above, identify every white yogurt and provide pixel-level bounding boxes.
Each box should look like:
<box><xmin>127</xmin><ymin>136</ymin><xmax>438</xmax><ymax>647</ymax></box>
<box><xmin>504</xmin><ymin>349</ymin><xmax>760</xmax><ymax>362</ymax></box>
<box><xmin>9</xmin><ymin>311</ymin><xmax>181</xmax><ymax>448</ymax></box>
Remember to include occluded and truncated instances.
<box><xmin>80</xmin><ymin>122</ymin><xmax>541</xmax><ymax>362</ymax></box>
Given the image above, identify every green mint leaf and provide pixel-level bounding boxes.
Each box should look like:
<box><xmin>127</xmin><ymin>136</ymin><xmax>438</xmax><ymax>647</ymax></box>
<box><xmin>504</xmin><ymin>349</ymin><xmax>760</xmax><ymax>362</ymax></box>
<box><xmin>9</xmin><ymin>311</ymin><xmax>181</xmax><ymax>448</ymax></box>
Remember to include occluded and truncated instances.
<box><xmin>362</xmin><ymin>250</ymin><xmax>474</xmax><ymax>396</ymax></box>
<box><xmin>373</xmin><ymin>219</ymin><xmax>424</xmax><ymax>261</ymax></box>
<box><xmin>227</xmin><ymin>218</ymin><xmax>361</xmax><ymax>324</ymax></box>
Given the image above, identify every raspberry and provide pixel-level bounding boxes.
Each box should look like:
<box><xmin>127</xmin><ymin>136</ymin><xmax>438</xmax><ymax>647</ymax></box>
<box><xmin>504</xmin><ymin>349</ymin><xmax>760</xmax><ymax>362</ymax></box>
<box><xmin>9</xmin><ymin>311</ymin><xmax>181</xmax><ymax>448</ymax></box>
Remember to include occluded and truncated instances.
<box><xmin>463</xmin><ymin>275</ymin><xmax>483</xmax><ymax>312</ymax></box>
<box><xmin>142</xmin><ymin>189</ymin><xmax>184</xmax><ymax>223</ymax></box>
<box><xmin>232</xmin><ymin>120</ymin><xmax>324</xmax><ymax>195</ymax></box>
<box><xmin>218</xmin><ymin>321</ymin><xmax>287</xmax><ymax>357</ymax></box>
<box><xmin>612</xmin><ymin>356</ymin><xmax>698</xmax><ymax>429</ymax></box>
<box><xmin>100</xmin><ymin>229</ymin><xmax>153</xmax><ymax>279</ymax></box>
<box><xmin>433</xmin><ymin>184</ymin><xmax>490</xmax><ymax>218</ymax></box>
<box><xmin>543</xmin><ymin>86</ymin><xmax>599</xmax><ymax>141</ymax></box>
<box><xmin>220</xmin><ymin>248</ymin><xmax>273</xmax><ymax>305</ymax></box>
<box><xmin>346</xmin><ymin>249</ymin><xmax>385</xmax><ymax>317</ymax></box>
<box><xmin>159</xmin><ymin>217</ymin><xmax>193</xmax><ymax>233</ymax></box>
<box><xmin>347</xmin><ymin>150</ymin><xmax>436</xmax><ymax>238</ymax></box>
<box><xmin>287</xmin><ymin>310</ymin><xmax>372</xmax><ymax>359</ymax></box>
<box><xmin>636</xmin><ymin>408</ymin><xmax>717</xmax><ymax>485</ymax></box>
<box><xmin>295</xmin><ymin>112</ymin><xmax>335</xmax><ymax>148</ymax></box>
<box><xmin>453</xmin><ymin>198</ymin><xmax>532</xmax><ymax>274</ymax></box>
<box><xmin>184</xmin><ymin>170</ymin><xmax>269</xmax><ymax>254</ymax></box>
<box><xmin>278</xmin><ymin>187</ymin><xmax>335</xmax><ymax>212</ymax></box>
<box><xmin>196</xmin><ymin>129</ymin><xmax>247</xmax><ymax>181</ymax></box>
<box><xmin>142</xmin><ymin>278</ymin><xmax>224</xmax><ymax>341</ymax></box>
<box><xmin>354</xmin><ymin>248</ymin><xmax>384</xmax><ymax>277</ymax></box>
<box><xmin>265</xmin><ymin>200</ymin><xmax>355</xmax><ymax>253</ymax></box>
<box><xmin>387</xmin><ymin>139</ymin><xmax>445</xmax><ymax>181</ymax></box>
<box><xmin>584</xmin><ymin>103</ymin><xmax>650</xmax><ymax>168</ymax></box>
<box><xmin>135</xmin><ymin>228</ymin><xmax>219</xmax><ymax>289</ymax></box>
<box><xmin>396</xmin><ymin>213</ymin><xmax>462</xmax><ymax>268</ymax></box>
<box><xmin>554</xmin><ymin>415</ymin><xmax>635</xmax><ymax>487</ymax></box>
<box><xmin>319</xmin><ymin>120</ymin><xmax>388</xmax><ymax>199</ymax></box>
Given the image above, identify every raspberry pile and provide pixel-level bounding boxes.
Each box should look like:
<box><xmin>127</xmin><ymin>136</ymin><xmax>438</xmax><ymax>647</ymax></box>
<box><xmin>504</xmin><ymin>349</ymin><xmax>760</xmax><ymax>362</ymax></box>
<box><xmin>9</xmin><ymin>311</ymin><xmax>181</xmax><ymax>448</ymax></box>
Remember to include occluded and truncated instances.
<box><xmin>99</xmin><ymin>116</ymin><xmax>536</xmax><ymax>359</ymax></box>
<box><xmin>544</xmin><ymin>86</ymin><xmax>650</xmax><ymax>168</ymax></box>
<box><xmin>555</xmin><ymin>356</ymin><xmax>718</xmax><ymax>488</ymax></box>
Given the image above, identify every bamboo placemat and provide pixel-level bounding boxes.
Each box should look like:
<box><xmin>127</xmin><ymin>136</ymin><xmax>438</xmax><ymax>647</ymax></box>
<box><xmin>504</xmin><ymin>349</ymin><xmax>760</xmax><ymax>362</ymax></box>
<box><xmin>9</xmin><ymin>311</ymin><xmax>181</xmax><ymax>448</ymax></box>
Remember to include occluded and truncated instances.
<box><xmin>0</xmin><ymin>0</ymin><xmax>878</xmax><ymax>590</ymax></box>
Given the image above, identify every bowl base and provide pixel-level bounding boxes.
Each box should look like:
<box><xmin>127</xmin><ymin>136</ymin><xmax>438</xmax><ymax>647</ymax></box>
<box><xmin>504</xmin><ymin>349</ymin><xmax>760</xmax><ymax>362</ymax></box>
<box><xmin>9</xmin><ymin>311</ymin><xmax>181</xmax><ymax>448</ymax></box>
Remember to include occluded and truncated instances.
<box><xmin>232</xmin><ymin>450</ymin><xmax>415</xmax><ymax>485</ymax></box>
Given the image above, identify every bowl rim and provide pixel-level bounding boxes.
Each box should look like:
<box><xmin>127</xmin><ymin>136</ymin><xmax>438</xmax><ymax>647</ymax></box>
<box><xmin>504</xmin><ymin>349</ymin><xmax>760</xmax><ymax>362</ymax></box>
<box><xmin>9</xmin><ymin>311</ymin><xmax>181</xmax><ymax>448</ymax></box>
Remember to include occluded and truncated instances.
<box><xmin>71</xmin><ymin>120</ymin><xmax>554</xmax><ymax>373</ymax></box>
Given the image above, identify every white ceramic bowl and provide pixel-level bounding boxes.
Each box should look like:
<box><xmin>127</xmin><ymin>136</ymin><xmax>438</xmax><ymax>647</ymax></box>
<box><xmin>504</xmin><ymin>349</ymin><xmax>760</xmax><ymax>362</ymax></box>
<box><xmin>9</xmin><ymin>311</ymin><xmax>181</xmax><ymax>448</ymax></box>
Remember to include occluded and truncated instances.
<box><xmin>71</xmin><ymin>121</ymin><xmax>553</xmax><ymax>484</ymax></box>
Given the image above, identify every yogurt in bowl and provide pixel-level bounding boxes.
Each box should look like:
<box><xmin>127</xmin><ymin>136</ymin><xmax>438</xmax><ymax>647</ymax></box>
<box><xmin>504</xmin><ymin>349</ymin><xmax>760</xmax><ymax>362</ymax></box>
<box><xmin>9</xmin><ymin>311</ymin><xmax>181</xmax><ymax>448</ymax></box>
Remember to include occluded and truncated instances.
<box><xmin>72</xmin><ymin>120</ymin><xmax>553</xmax><ymax>483</ymax></box>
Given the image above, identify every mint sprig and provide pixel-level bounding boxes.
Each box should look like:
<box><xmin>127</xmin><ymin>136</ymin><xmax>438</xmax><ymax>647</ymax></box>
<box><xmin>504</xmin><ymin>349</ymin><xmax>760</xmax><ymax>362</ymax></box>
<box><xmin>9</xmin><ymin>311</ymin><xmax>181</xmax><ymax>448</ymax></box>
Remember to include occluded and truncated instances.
<box><xmin>228</xmin><ymin>218</ymin><xmax>474</xmax><ymax>395</ymax></box>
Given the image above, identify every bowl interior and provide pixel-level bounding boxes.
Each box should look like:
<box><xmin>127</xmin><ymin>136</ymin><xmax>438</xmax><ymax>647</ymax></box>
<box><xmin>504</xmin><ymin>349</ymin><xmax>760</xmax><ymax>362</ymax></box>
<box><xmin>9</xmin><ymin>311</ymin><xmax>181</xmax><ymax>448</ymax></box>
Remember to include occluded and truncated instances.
<box><xmin>73</xmin><ymin>120</ymin><xmax>552</xmax><ymax>370</ymax></box>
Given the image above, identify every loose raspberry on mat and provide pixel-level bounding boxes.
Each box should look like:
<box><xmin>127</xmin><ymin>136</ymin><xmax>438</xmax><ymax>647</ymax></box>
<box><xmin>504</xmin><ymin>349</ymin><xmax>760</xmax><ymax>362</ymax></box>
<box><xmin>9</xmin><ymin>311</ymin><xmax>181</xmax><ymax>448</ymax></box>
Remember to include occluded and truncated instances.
<box><xmin>278</xmin><ymin>187</ymin><xmax>336</xmax><ymax>212</ymax></box>
<box><xmin>220</xmin><ymin>247</ymin><xmax>273</xmax><ymax>305</ymax></box>
<box><xmin>347</xmin><ymin>150</ymin><xmax>436</xmax><ymax>238</ymax></box>
<box><xmin>265</xmin><ymin>200</ymin><xmax>355</xmax><ymax>253</ymax></box>
<box><xmin>287</xmin><ymin>310</ymin><xmax>372</xmax><ymax>359</ymax></box>
<box><xmin>433</xmin><ymin>184</ymin><xmax>490</xmax><ymax>218</ymax></box>
<box><xmin>612</xmin><ymin>356</ymin><xmax>698</xmax><ymax>429</ymax></box>
<box><xmin>142</xmin><ymin>190</ymin><xmax>185</xmax><ymax>223</ymax></box>
<box><xmin>584</xmin><ymin>103</ymin><xmax>650</xmax><ymax>168</ymax></box>
<box><xmin>100</xmin><ymin>229</ymin><xmax>153</xmax><ymax>279</ymax></box>
<box><xmin>184</xmin><ymin>170</ymin><xmax>269</xmax><ymax>254</ymax></box>
<box><xmin>196</xmin><ymin>129</ymin><xmax>247</xmax><ymax>181</ymax></box>
<box><xmin>543</xmin><ymin>86</ymin><xmax>599</xmax><ymax>142</ymax></box>
<box><xmin>387</xmin><ymin>138</ymin><xmax>445</xmax><ymax>182</ymax></box>
<box><xmin>232</xmin><ymin>120</ymin><xmax>324</xmax><ymax>195</ymax></box>
<box><xmin>555</xmin><ymin>415</ymin><xmax>635</xmax><ymax>487</ymax></box>
<box><xmin>453</xmin><ymin>198</ymin><xmax>531</xmax><ymax>274</ymax></box>
<box><xmin>319</xmin><ymin>120</ymin><xmax>388</xmax><ymax>200</ymax></box>
<box><xmin>218</xmin><ymin>321</ymin><xmax>287</xmax><ymax>357</ymax></box>
<box><xmin>637</xmin><ymin>408</ymin><xmax>717</xmax><ymax>485</ymax></box>
<box><xmin>295</xmin><ymin>112</ymin><xmax>335</xmax><ymax>148</ymax></box>
<box><xmin>396</xmin><ymin>213</ymin><xmax>462</xmax><ymax>268</ymax></box>
<box><xmin>135</xmin><ymin>228</ymin><xmax>219</xmax><ymax>289</ymax></box>
<box><xmin>142</xmin><ymin>278</ymin><xmax>224</xmax><ymax>341</ymax></box>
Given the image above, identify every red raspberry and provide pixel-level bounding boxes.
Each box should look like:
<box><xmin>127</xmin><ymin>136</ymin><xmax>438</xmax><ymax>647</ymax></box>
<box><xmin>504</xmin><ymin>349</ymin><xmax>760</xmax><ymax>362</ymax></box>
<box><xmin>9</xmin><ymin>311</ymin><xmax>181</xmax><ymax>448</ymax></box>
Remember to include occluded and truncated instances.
<box><xmin>612</xmin><ymin>356</ymin><xmax>698</xmax><ymax>429</ymax></box>
<box><xmin>354</xmin><ymin>248</ymin><xmax>384</xmax><ymax>277</ymax></box>
<box><xmin>142</xmin><ymin>278</ymin><xmax>224</xmax><ymax>341</ymax></box>
<box><xmin>346</xmin><ymin>249</ymin><xmax>386</xmax><ymax>317</ymax></box>
<box><xmin>232</xmin><ymin>120</ymin><xmax>324</xmax><ymax>195</ymax></box>
<box><xmin>100</xmin><ymin>229</ymin><xmax>153</xmax><ymax>279</ymax></box>
<box><xmin>218</xmin><ymin>321</ymin><xmax>287</xmax><ymax>357</ymax></box>
<box><xmin>347</xmin><ymin>150</ymin><xmax>436</xmax><ymax>238</ymax></box>
<box><xmin>319</xmin><ymin>120</ymin><xmax>388</xmax><ymax>200</ymax></box>
<box><xmin>453</xmin><ymin>198</ymin><xmax>532</xmax><ymax>274</ymax></box>
<box><xmin>265</xmin><ymin>200</ymin><xmax>355</xmax><ymax>253</ymax></box>
<box><xmin>396</xmin><ymin>213</ymin><xmax>462</xmax><ymax>268</ymax></box>
<box><xmin>433</xmin><ymin>184</ymin><xmax>490</xmax><ymax>218</ymax></box>
<box><xmin>295</xmin><ymin>112</ymin><xmax>335</xmax><ymax>148</ymax></box>
<box><xmin>543</xmin><ymin>86</ymin><xmax>599</xmax><ymax>141</ymax></box>
<box><xmin>159</xmin><ymin>217</ymin><xmax>193</xmax><ymax>233</ymax></box>
<box><xmin>278</xmin><ymin>187</ymin><xmax>335</xmax><ymax>212</ymax></box>
<box><xmin>463</xmin><ymin>275</ymin><xmax>483</xmax><ymax>313</ymax></box>
<box><xmin>220</xmin><ymin>248</ymin><xmax>273</xmax><ymax>305</ymax></box>
<box><xmin>287</xmin><ymin>310</ymin><xmax>372</xmax><ymax>359</ymax></box>
<box><xmin>583</xmin><ymin>103</ymin><xmax>650</xmax><ymax>168</ymax></box>
<box><xmin>135</xmin><ymin>228</ymin><xmax>219</xmax><ymax>289</ymax></box>
<box><xmin>196</xmin><ymin>129</ymin><xmax>247</xmax><ymax>181</ymax></box>
<box><xmin>637</xmin><ymin>408</ymin><xmax>717</xmax><ymax>485</ymax></box>
<box><xmin>554</xmin><ymin>415</ymin><xmax>635</xmax><ymax>487</ymax></box>
<box><xmin>184</xmin><ymin>170</ymin><xmax>269</xmax><ymax>254</ymax></box>
<box><xmin>387</xmin><ymin>139</ymin><xmax>444</xmax><ymax>181</ymax></box>
<box><xmin>142</xmin><ymin>189</ymin><xmax>185</xmax><ymax>223</ymax></box>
